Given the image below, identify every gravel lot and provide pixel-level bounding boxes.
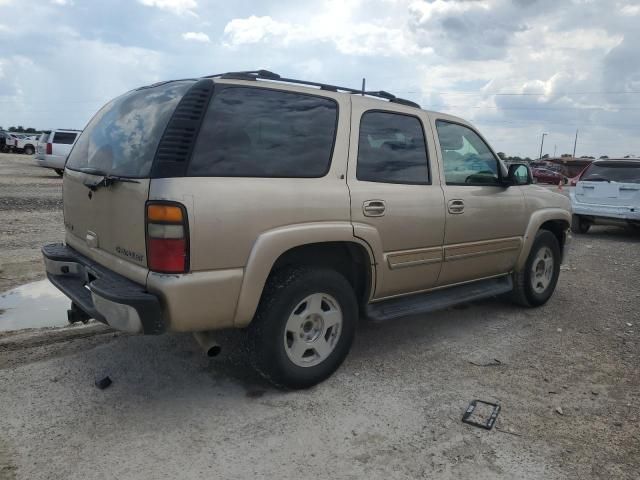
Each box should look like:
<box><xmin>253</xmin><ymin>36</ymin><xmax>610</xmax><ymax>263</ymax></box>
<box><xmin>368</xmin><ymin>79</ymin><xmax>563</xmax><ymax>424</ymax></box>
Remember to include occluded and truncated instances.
<box><xmin>0</xmin><ymin>153</ymin><xmax>64</xmax><ymax>293</ymax></box>
<box><xmin>0</xmin><ymin>153</ymin><xmax>639</xmax><ymax>479</ymax></box>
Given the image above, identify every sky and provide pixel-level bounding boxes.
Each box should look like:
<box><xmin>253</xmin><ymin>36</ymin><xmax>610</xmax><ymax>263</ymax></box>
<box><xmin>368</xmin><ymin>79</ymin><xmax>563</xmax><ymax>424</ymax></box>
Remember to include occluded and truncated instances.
<box><xmin>0</xmin><ymin>0</ymin><xmax>639</xmax><ymax>158</ymax></box>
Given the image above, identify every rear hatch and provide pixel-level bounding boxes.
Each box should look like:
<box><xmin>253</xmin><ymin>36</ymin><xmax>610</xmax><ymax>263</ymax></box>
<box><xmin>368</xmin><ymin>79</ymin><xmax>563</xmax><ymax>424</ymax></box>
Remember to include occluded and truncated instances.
<box><xmin>36</xmin><ymin>132</ymin><xmax>49</xmax><ymax>156</ymax></box>
<box><xmin>575</xmin><ymin>160</ymin><xmax>640</xmax><ymax>206</ymax></box>
<box><xmin>63</xmin><ymin>80</ymin><xmax>194</xmax><ymax>279</ymax></box>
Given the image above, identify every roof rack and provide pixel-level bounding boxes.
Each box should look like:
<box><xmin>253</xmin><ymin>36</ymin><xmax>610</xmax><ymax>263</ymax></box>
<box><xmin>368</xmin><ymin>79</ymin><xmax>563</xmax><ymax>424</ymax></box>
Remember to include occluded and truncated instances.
<box><xmin>204</xmin><ymin>70</ymin><xmax>421</xmax><ymax>109</ymax></box>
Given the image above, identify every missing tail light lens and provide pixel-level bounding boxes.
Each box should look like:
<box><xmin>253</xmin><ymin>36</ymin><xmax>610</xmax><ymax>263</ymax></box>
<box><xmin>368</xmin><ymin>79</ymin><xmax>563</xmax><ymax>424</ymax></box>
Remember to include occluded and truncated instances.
<box><xmin>146</xmin><ymin>202</ymin><xmax>189</xmax><ymax>273</ymax></box>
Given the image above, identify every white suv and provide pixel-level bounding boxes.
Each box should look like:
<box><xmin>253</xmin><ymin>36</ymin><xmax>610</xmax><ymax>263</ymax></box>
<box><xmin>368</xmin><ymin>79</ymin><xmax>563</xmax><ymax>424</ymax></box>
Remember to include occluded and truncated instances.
<box><xmin>570</xmin><ymin>158</ymin><xmax>640</xmax><ymax>233</ymax></box>
<box><xmin>35</xmin><ymin>129</ymin><xmax>81</xmax><ymax>175</ymax></box>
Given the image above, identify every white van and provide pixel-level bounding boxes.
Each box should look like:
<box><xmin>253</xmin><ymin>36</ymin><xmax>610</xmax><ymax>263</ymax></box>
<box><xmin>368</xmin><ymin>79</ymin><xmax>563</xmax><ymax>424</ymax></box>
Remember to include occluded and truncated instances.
<box><xmin>35</xmin><ymin>129</ymin><xmax>81</xmax><ymax>175</ymax></box>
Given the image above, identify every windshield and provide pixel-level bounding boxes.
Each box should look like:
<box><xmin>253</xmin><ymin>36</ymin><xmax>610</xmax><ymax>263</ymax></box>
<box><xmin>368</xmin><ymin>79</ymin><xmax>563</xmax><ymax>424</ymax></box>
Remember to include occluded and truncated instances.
<box><xmin>581</xmin><ymin>162</ymin><xmax>640</xmax><ymax>184</ymax></box>
<box><xmin>66</xmin><ymin>80</ymin><xmax>194</xmax><ymax>178</ymax></box>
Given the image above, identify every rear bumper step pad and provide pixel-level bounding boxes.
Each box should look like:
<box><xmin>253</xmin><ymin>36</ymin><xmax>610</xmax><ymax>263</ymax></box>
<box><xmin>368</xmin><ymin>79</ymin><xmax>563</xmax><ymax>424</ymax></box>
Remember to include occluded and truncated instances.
<box><xmin>42</xmin><ymin>243</ymin><xmax>165</xmax><ymax>334</ymax></box>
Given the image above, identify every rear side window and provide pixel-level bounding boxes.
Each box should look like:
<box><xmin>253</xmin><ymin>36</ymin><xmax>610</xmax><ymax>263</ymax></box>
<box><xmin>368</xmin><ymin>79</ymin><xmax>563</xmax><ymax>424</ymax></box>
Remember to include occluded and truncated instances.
<box><xmin>52</xmin><ymin>132</ymin><xmax>77</xmax><ymax>144</ymax></box>
<box><xmin>356</xmin><ymin>111</ymin><xmax>429</xmax><ymax>184</ymax></box>
<box><xmin>66</xmin><ymin>80</ymin><xmax>194</xmax><ymax>178</ymax></box>
<box><xmin>189</xmin><ymin>87</ymin><xmax>338</xmax><ymax>177</ymax></box>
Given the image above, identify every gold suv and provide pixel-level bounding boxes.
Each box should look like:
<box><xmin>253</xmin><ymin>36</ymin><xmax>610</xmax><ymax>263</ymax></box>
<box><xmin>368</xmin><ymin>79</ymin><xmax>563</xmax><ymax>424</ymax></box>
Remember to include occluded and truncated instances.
<box><xmin>43</xmin><ymin>70</ymin><xmax>571</xmax><ymax>388</ymax></box>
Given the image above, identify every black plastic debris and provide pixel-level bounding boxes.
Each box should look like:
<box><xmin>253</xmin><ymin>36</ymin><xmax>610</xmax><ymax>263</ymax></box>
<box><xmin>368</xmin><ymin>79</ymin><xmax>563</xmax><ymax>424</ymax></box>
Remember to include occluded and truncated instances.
<box><xmin>462</xmin><ymin>400</ymin><xmax>500</xmax><ymax>430</ymax></box>
<box><xmin>95</xmin><ymin>376</ymin><xmax>112</xmax><ymax>390</ymax></box>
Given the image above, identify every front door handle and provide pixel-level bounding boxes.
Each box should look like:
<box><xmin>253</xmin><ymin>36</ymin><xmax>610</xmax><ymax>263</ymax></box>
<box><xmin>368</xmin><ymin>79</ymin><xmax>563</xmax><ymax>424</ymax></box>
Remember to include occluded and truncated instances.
<box><xmin>448</xmin><ymin>199</ymin><xmax>465</xmax><ymax>214</ymax></box>
<box><xmin>363</xmin><ymin>200</ymin><xmax>386</xmax><ymax>217</ymax></box>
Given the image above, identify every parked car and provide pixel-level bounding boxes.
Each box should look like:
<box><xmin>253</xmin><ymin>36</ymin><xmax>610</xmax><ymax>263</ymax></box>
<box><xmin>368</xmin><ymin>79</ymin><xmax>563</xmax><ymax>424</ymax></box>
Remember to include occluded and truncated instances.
<box><xmin>13</xmin><ymin>134</ymin><xmax>38</xmax><ymax>155</ymax></box>
<box><xmin>532</xmin><ymin>167</ymin><xmax>568</xmax><ymax>185</ymax></box>
<box><xmin>42</xmin><ymin>70</ymin><xmax>571</xmax><ymax>389</ymax></box>
<box><xmin>570</xmin><ymin>158</ymin><xmax>640</xmax><ymax>233</ymax></box>
<box><xmin>0</xmin><ymin>131</ymin><xmax>10</xmax><ymax>152</ymax></box>
<box><xmin>34</xmin><ymin>129</ymin><xmax>81</xmax><ymax>175</ymax></box>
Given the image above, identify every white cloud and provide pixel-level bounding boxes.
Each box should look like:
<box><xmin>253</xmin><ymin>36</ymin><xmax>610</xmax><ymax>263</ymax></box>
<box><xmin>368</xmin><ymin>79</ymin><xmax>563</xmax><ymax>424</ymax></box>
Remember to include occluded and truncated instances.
<box><xmin>182</xmin><ymin>31</ymin><xmax>210</xmax><ymax>42</ymax></box>
<box><xmin>223</xmin><ymin>12</ymin><xmax>432</xmax><ymax>57</ymax></box>
<box><xmin>51</xmin><ymin>0</ymin><xmax>73</xmax><ymax>5</ymax></box>
<box><xmin>138</xmin><ymin>0</ymin><xmax>196</xmax><ymax>15</ymax></box>
<box><xmin>620</xmin><ymin>3</ymin><xmax>640</xmax><ymax>16</ymax></box>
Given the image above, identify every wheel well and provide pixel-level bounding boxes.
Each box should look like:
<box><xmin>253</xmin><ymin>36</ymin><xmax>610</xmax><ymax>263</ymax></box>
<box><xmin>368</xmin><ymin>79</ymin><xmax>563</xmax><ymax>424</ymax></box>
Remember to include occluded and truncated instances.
<box><xmin>540</xmin><ymin>219</ymin><xmax>569</xmax><ymax>251</ymax></box>
<box><xmin>271</xmin><ymin>242</ymin><xmax>373</xmax><ymax>306</ymax></box>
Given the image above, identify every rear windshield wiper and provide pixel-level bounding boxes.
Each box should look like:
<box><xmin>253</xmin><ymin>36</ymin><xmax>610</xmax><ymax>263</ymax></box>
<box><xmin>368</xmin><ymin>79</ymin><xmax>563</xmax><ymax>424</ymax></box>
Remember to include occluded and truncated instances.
<box><xmin>79</xmin><ymin>168</ymin><xmax>141</xmax><ymax>191</ymax></box>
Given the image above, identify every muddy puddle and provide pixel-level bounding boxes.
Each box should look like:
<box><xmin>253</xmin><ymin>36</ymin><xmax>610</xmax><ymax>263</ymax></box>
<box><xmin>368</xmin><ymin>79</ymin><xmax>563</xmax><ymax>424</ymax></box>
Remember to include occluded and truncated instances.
<box><xmin>0</xmin><ymin>280</ymin><xmax>69</xmax><ymax>332</ymax></box>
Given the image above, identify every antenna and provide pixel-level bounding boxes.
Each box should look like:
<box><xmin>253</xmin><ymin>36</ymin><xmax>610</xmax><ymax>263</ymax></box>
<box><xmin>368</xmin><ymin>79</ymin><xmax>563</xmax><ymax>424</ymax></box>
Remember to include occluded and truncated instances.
<box><xmin>361</xmin><ymin>78</ymin><xmax>365</xmax><ymax>96</ymax></box>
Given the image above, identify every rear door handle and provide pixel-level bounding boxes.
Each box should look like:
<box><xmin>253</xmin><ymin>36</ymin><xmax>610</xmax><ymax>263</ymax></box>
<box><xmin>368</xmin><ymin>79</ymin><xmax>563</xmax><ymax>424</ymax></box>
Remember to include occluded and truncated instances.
<box><xmin>448</xmin><ymin>199</ymin><xmax>465</xmax><ymax>214</ymax></box>
<box><xmin>363</xmin><ymin>200</ymin><xmax>386</xmax><ymax>217</ymax></box>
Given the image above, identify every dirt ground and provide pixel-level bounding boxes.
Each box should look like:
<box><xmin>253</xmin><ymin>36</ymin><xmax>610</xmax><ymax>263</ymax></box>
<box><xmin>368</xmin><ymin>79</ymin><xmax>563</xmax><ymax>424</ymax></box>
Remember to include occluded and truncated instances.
<box><xmin>0</xmin><ymin>153</ymin><xmax>64</xmax><ymax>293</ymax></box>
<box><xmin>0</xmin><ymin>153</ymin><xmax>639</xmax><ymax>479</ymax></box>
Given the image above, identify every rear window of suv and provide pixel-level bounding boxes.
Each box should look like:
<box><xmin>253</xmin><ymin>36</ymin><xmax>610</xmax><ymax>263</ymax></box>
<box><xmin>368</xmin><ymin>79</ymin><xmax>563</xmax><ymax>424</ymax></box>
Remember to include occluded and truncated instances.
<box><xmin>581</xmin><ymin>161</ymin><xmax>640</xmax><ymax>184</ymax></box>
<box><xmin>66</xmin><ymin>80</ymin><xmax>194</xmax><ymax>178</ymax></box>
<box><xmin>188</xmin><ymin>86</ymin><xmax>338</xmax><ymax>178</ymax></box>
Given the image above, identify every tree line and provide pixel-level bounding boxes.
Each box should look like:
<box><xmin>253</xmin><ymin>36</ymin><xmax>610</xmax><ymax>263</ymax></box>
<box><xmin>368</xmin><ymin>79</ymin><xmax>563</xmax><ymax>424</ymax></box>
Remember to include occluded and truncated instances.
<box><xmin>0</xmin><ymin>126</ymin><xmax>43</xmax><ymax>133</ymax></box>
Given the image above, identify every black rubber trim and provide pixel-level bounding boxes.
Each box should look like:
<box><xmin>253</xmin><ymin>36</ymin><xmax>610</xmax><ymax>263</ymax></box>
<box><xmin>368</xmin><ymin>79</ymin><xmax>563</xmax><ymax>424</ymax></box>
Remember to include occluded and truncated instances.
<box><xmin>42</xmin><ymin>243</ymin><xmax>165</xmax><ymax>334</ymax></box>
<box><xmin>150</xmin><ymin>78</ymin><xmax>215</xmax><ymax>178</ymax></box>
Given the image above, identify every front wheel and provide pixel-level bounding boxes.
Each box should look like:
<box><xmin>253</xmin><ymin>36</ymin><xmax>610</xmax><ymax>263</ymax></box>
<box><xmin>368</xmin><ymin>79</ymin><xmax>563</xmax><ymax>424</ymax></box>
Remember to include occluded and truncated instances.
<box><xmin>24</xmin><ymin>146</ymin><xmax>35</xmax><ymax>155</ymax></box>
<box><xmin>247</xmin><ymin>266</ymin><xmax>357</xmax><ymax>389</ymax></box>
<box><xmin>512</xmin><ymin>230</ymin><xmax>561</xmax><ymax>307</ymax></box>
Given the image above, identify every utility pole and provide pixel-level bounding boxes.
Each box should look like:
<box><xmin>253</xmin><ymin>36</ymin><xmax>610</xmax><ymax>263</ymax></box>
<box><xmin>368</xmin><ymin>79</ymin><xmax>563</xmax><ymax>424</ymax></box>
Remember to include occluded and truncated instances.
<box><xmin>538</xmin><ymin>132</ymin><xmax>548</xmax><ymax>160</ymax></box>
<box><xmin>572</xmin><ymin>129</ymin><xmax>578</xmax><ymax>158</ymax></box>
<box><xmin>554</xmin><ymin>145</ymin><xmax>557</xmax><ymax>157</ymax></box>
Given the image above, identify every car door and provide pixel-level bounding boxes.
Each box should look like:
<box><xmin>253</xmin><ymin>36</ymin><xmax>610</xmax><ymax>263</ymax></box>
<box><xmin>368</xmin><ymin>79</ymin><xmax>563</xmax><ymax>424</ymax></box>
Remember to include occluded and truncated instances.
<box><xmin>430</xmin><ymin>116</ymin><xmax>526</xmax><ymax>286</ymax></box>
<box><xmin>348</xmin><ymin>98</ymin><xmax>445</xmax><ymax>299</ymax></box>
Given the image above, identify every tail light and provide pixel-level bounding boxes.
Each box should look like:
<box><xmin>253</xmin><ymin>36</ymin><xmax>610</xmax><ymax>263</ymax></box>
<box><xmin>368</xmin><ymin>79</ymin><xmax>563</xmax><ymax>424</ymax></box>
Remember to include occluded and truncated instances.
<box><xmin>46</xmin><ymin>143</ymin><xmax>52</xmax><ymax>155</ymax></box>
<box><xmin>146</xmin><ymin>202</ymin><xmax>189</xmax><ymax>273</ymax></box>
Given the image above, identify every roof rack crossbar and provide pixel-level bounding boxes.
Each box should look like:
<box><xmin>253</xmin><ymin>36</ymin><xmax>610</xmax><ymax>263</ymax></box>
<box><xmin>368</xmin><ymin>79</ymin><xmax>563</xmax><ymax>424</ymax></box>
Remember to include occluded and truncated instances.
<box><xmin>204</xmin><ymin>70</ymin><xmax>421</xmax><ymax>109</ymax></box>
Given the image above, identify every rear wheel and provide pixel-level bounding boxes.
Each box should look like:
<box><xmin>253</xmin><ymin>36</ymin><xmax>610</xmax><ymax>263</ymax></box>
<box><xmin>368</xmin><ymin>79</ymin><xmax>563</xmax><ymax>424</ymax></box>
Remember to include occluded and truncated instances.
<box><xmin>24</xmin><ymin>145</ymin><xmax>35</xmax><ymax>155</ymax></box>
<box><xmin>571</xmin><ymin>214</ymin><xmax>590</xmax><ymax>234</ymax></box>
<box><xmin>512</xmin><ymin>230</ymin><xmax>561</xmax><ymax>307</ymax></box>
<box><xmin>54</xmin><ymin>169</ymin><xmax>63</xmax><ymax>176</ymax></box>
<box><xmin>248</xmin><ymin>266</ymin><xmax>357</xmax><ymax>389</ymax></box>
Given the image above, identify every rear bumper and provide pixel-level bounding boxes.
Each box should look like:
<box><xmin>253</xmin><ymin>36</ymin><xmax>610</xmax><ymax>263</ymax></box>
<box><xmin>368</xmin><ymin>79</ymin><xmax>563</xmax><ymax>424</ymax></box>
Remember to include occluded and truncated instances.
<box><xmin>42</xmin><ymin>243</ymin><xmax>164</xmax><ymax>334</ymax></box>
<box><xmin>571</xmin><ymin>200</ymin><xmax>640</xmax><ymax>221</ymax></box>
<box><xmin>36</xmin><ymin>155</ymin><xmax>65</xmax><ymax>169</ymax></box>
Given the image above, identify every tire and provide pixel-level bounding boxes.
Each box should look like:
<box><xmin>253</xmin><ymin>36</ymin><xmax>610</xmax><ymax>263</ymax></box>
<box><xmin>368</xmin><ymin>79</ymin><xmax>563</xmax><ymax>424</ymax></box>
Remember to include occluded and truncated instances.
<box><xmin>571</xmin><ymin>214</ymin><xmax>590</xmax><ymax>234</ymax></box>
<box><xmin>24</xmin><ymin>145</ymin><xmax>35</xmax><ymax>155</ymax></box>
<box><xmin>512</xmin><ymin>230</ymin><xmax>561</xmax><ymax>307</ymax></box>
<box><xmin>247</xmin><ymin>266</ymin><xmax>358</xmax><ymax>389</ymax></box>
<box><xmin>54</xmin><ymin>169</ymin><xmax>64</xmax><ymax>176</ymax></box>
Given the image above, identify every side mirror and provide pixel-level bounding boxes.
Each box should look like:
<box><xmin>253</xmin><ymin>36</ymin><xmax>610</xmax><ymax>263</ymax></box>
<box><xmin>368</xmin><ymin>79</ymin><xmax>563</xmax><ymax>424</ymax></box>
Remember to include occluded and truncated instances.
<box><xmin>507</xmin><ymin>163</ymin><xmax>532</xmax><ymax>185</ymax></box>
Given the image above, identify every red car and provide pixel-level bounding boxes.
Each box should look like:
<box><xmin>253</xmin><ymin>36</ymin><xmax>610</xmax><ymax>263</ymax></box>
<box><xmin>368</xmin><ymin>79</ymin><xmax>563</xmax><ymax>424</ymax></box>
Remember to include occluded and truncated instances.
<box><xmin>532</xmin><ymin>167</ymin><xmax>568</xmax><ymax>185</ymax></box>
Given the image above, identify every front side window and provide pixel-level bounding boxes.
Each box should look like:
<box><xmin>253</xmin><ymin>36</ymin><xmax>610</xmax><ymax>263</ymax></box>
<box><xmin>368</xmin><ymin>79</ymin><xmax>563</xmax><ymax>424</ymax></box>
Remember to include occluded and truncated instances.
<box><xmin>436</xmin><ymin>121</ymin><xmax>500</xmax><ymax>185</ymax></box>
<box><xmin>356</xmin><ymin>111</ymin><xmax>429</xmax><ymax>184</ymax></box>
<box><xmin>189</xmin><ymin>87</ymin><xmax>338</xmax><ymax>177</ymax></box>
